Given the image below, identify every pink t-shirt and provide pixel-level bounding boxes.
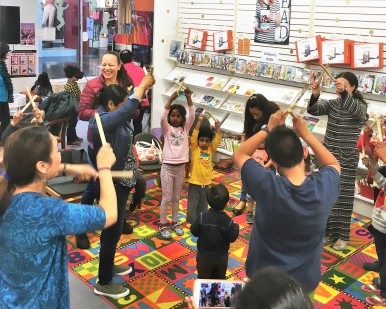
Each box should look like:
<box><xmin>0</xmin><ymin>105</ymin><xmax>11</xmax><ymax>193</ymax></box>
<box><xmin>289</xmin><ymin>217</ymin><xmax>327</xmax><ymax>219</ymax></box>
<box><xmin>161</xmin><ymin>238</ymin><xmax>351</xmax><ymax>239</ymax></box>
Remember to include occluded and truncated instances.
<box><xmin>123</xmin><ymin>62</ymin><xmax>149</xmax><ymax>107</ymax></box>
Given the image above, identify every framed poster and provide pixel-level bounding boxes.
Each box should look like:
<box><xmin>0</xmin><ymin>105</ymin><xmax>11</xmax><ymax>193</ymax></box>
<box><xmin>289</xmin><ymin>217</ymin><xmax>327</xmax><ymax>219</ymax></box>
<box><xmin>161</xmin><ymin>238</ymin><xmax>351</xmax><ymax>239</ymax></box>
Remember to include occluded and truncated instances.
<box><xmin>167</xmin><ymin>36</ymin><xmax>184</xmax><ymax>61</ymax></box>
<box><xmin>6</xmin><ymin>50</ymin><xmax>37</xmax><ymax>78</ymax></box>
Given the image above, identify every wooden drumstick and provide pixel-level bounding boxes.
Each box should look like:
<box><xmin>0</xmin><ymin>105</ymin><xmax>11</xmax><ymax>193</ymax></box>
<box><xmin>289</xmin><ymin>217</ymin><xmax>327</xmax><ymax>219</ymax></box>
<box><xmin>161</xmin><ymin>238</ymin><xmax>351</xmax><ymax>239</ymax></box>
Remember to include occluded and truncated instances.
<box><xmin>149</xmin><ymin>67</ymin><xmax>154</xmax><ymax>75</ymax></box>
<box><xmin>205</xmin><ymin>110</ymin><xmax>217</xmax><ymax>122</ymax></box>
<box><xmin>376</xmin><ymin>115</ymin><xmax>383</xmax><ymax>141</ymax></box>
<box><xmin>110</xmin><ymin>171</ymin><xmax>133</xmax><ymax>178</ymax></box>
<box><xmin>25</xmin><ymin>86</ymin><xmax>36</xmax><ymax>109</ymax></box>
<box><xmin>177</xmin><ymin>81</ymin><xmax>185</xmax><ymax>92</ymax></box>
<box><xmin>127</xmin><ymin>85</ymin><xmax>133</xmax><ymax>93</ymax></box>
<box><xmin>95</xmin><ymin>113</ymin><xmax>107</xmax><ymax>145</ymax></box>
<box><xmin>320</xmin><ymin>64</ymin><xmax>336</xmax><ymax>82</ymax></box>
<box><xmin>143</xmin><ymin>67</ymin><xmax>148</xmax><ymax>75</ymax></box>
<box><xmin>283</xmin><ymin>101</ymin><xmax>298</xmax><ymax>117</ymax></box>
<box><xmin>21</xmin><ymin>95</ymin><xmax>38</xmax><ymax>112</ymax></box>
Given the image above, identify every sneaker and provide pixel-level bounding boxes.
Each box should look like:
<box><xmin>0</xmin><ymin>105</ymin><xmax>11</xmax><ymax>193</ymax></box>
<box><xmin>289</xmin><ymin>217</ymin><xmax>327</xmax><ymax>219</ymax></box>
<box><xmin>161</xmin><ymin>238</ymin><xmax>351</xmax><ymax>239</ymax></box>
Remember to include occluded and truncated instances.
<box><xmin>159</xmin><ymin>224</ymin><xmax>172</xmax><ymax>239</ymax></box>
<box><xmin>94</xmin><ymin>281</ymin><xmax>130</xmax><ymax>299</ymax></box>
<box><xmin>171</xmin><ymin>222</ymin><xmax>184</xmax><ymax>236</ymax></box>
<box><xmin>246</xmin><ymin>211</ymin><xmax>254</xmax><ymax>224</ymax></box>
<box><xmin>76</xmin><ymin>233</ymin><xmax>90</xmax><ymax>249</ymax></box>
<box><xmin>113</xmin><ymin>264</ymin><xmax>133</xmax><ymax>276</ymax></box>
<box><xmin>122</xmin><ymin>221</ymin><xmax>133</xmax><ymax>234</ymax></box>
<box><xmin>332</xmin><ymin>238</ymin><xmax>348</xmax><ymax>251</ymax></box>
<box><xmin>366</xmin><ymin>295</ymin><xmax>386</xmax><ymax>306</ymax></box>
<box><xmin>75</xmin><ymin>136</ymin><xmax>84</xmax><ymax>142</ymax></box>
<box><xmin>363</xmin><ymin>260</ymin><xmax>380</xmax><ymax>272</ymax></box>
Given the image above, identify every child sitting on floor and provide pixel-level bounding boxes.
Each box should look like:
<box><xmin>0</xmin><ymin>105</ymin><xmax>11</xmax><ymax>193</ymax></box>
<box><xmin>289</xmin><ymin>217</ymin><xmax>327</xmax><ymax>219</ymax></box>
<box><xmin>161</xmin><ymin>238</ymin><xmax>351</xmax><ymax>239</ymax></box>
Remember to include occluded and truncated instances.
<box><xmin>190</xmin><ymin>184</ymin><xmax>239</xmax><ymax>279</ymax></box>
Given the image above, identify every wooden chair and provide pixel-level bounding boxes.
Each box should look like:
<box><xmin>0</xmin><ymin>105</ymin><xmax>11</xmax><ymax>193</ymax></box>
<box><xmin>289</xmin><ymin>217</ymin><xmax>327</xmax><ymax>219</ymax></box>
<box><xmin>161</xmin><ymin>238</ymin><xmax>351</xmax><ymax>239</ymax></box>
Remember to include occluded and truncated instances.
<box><xmin>134</xmin><ymin>132</ymin><xmax>162</xmax><ymax>187</ymax></box>
<box><xmin>45</xmin><ymin>113</ymin><xmax>71</xmax><ymax>149</ymax></box>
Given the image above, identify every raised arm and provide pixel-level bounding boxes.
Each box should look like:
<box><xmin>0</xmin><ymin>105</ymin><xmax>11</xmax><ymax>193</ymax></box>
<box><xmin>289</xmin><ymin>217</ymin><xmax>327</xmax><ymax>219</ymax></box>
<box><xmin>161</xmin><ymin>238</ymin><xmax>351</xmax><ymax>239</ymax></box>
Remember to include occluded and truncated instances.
<box><xmin>292</xmin><ymin>113</ymin><xmax>341</xmax><ymax>173</ymax></box>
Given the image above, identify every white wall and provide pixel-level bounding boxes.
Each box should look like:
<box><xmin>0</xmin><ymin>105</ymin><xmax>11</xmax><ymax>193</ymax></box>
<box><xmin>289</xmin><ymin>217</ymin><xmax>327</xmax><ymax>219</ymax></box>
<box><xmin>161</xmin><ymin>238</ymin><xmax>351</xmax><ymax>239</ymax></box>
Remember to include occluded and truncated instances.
<box><xmin>151</xmin><ymin>0</ymin><xmax>386</xmax><ymax>130</ymax></box>
<box><xmin>151</xmin><ymin>0</ymin><xmax>179</xmax><ymax>128</ymax></box>
<box><xmin>0</xmin><ymin>0</ymin><xmax>38</xmax><ymax>92</ymax></box>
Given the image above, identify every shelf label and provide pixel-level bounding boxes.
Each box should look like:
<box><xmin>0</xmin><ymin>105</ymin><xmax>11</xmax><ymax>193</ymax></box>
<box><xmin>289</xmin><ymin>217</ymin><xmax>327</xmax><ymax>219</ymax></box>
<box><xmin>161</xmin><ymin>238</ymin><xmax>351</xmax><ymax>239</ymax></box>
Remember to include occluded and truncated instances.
<box><xmin>261</xmin><ymin>50</ymin><xmax>279</xmax><ymax>63</ymax></box>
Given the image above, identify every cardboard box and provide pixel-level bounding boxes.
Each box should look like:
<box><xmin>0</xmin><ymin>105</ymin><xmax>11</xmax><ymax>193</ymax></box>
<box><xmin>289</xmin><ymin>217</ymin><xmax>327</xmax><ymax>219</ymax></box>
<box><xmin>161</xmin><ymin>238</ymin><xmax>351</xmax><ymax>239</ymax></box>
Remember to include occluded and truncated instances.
<box><xmin>187</xmin><ymin>28</ymin><xmax>208</xmax><ymax>50</ymax></box>
<box><xmin>351</xmin><ymin>42</ymin><xmax>384</xmax><ymax>68</ymax></box>
<box><xmin>295</xmin><ymin>35</ymin><xmax>322</xmax><ymax>62</ymax></box>
<box><xmin>320</xmin><ymin>39</ymin><xmax>352</xmax><ymax>65</ymax></box>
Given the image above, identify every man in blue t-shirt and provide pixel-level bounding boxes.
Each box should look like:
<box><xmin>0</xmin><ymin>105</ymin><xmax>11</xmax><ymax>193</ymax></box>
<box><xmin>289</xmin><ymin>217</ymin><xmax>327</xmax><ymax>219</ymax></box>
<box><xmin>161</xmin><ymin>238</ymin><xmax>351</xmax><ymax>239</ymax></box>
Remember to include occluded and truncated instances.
<box><xmin>233</xmin><ymin>110</ymin><xmax>341</xmax><ymax>293</ymax></box>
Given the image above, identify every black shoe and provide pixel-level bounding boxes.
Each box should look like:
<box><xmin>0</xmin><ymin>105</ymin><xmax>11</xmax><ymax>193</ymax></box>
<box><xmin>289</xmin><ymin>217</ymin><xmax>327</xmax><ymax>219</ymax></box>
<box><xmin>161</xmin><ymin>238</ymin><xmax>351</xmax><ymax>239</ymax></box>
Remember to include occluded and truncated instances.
<box><xmin>232</xmin><ymin>201</ymin><xmax>246</xmax><ymax>216</ymax></box>
<box><xmin>76</xmin><ymin>233</ymin><xmax>90</xmax><ymax>249</ymax></box>
<box><xmin>76</xmin><ymin>137</ymin><xmax>84</xmax><ymax>142</ymax></box>
<box><xmin>373</xmin><ymin>277</ymin><xmax>381</xmax><ymax>289</ymax></box>
<box><xmin>122</xmin><ymin>220</ymin><xmax>133</xmax><ymax>234</ymax></box>
<box><xmin>129</xmin><ymin>201</ymin><xmax>137</xmax><ymax>213</ymax></box>
<box><xmin>363</xmin><ymin>260</ymin><xmax>380</xmax><ymax>272</ymax></box>
<box><xmin>67</xmin><ymin>140</ymin><xmax>82</xmax><ymax>146</ymax></box>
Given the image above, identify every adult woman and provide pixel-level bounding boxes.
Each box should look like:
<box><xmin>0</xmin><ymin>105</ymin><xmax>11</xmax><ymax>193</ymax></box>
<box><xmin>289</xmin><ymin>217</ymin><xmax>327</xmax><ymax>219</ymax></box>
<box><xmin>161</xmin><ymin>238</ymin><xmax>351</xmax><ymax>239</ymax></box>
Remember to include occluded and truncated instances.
<box><xmin>90</xmin><ymin>77</ymin><xmax>154</xmax><ymax>298</ymax></box>
<box><xmin>307</xmin><ymin>71</ymin><xmax>368</xmax><ymax>250</ymax></box>
<box><xmin>232</xmin><ymin>94</ymin><xmax>279</xmax><ymax>223</ymax></box>
<box><xmin>42</xmin><ymin>0</ymin><xmax>56</xmax><ymax>27</ymax></box>
<box><xmin>254</xmin><ymin>0</ymin><xmax>280</xmax><ymax>44</ymax></box>
<box><xmin>0</xmin><ymin>126</ymin><xmax>117</xmax><ymax>308</ymax></box>
<box><xmin>0</xmin><ymin>41</ymin><xmax>13</xmax><ymax>138</ymax></box>
<box><xmin>77</xmin><ymin>50</ymin><xmax>134</xmax><ymax>249</ymax></box>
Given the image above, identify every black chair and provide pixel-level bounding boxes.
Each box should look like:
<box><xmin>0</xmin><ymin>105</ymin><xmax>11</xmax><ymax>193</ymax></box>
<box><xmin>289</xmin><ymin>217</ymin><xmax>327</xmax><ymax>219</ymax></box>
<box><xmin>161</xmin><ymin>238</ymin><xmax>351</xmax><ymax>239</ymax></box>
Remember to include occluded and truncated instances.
<box><xmin>45</xmin><ymin>149</ymin><xmax>88</xmax><ymax>199</ymax></box>
<box><xmin>134</xmin><ymin>132</ymin><xmax>162</xmax><ymax>187</ymax></box>
<box><xmin>45</xmin><ymin>113</ymin><xmax>71</xmax><ymax>149</ymax></box>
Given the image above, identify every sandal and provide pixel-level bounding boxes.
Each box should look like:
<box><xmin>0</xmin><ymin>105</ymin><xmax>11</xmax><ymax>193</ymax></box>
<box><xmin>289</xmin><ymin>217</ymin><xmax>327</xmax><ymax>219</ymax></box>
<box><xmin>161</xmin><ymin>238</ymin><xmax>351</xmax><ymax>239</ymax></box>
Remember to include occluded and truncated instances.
<box><xmin>361</xmin><ymin>284</ymin><xmax>381</xmax><ymax>293</ymax></box>
<box><xmin>159</xmin><ymin>224</ymin><xmax>172</xmax><ymax>239</ymax></box>
<box><xmin>366</xmin><ymin>295</ymin><xmax>386</xmax><ymax>305</ymax></box>
<box><xmin>232</xmin><ymin>201</ymin><xmax>246</xmax><ymax>216</ymax></box>
<box><xmin>171</xmin><ymin>222</ymin><xmax>184</xmax><ymax>236</ymax></box>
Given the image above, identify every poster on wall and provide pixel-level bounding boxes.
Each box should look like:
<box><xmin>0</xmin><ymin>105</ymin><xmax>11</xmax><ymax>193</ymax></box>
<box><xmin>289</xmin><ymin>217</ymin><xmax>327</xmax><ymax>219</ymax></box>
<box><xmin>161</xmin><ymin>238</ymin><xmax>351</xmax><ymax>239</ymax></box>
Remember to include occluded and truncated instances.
<box><xmin>20</xmin><ymin>23</ymin><xmax>35</xmax><ymax>45</ymax></box>
<box><xmin>167</xmin><ymin>36</ymin><xmax>184</xmax><ymax>61</ymax></box>
<box><xmin>254</xmin><ymin>0</ymin><xmax>291</xmax><ymax>45</ymax></box>
<box><xmin>7</xmin><ymin>51</ymin><xmax>36</xmax><ymax>78</ymax></box>
<box><xmin>132</xmin><ymin>11</ymin><xmax>153</xmax><ymax>47</ymax></box>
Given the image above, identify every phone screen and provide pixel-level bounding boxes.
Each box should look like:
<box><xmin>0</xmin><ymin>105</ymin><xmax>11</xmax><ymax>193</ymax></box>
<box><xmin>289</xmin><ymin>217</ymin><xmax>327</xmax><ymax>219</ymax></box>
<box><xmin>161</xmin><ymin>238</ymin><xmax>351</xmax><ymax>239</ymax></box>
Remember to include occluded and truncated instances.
<box><xmin>193</xmin><ymin>279</ymin><xmax>244</xmax><ymax>308</ymax></box>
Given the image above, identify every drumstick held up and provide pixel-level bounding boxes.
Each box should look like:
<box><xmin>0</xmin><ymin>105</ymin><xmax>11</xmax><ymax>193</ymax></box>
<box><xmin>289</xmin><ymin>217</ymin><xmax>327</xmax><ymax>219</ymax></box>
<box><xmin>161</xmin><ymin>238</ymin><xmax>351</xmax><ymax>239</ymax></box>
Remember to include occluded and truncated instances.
<box><xmin>95</xmin><ymin>113</ymin><xmax>107</xmax><ymax>145</ymax></box>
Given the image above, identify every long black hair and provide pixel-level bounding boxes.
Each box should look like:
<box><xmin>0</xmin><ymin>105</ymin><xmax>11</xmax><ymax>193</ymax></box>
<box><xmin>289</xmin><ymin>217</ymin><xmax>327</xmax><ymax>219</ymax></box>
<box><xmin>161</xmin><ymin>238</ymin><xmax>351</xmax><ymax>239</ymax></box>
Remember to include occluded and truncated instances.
<box><xmin>244</xmin><ymin>94</ymin><xmax>280</xmax><ymax>139</ymax></box>
<box><xmin>98</xmin><ymin>84</ymin><xmax>128</xmax><ymax>110</ymax></box>
<box><xmin>336</xmin><ymin>72</ymin><xmax>367</xmax><ymax>104</ymax></box>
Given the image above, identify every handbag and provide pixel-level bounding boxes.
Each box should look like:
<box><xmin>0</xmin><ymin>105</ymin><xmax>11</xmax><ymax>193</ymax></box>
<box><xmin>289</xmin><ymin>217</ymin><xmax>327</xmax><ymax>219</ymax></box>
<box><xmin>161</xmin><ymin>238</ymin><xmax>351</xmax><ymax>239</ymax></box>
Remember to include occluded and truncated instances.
<box><xmin>135</xmin><ymin>140</ymin><xmax>162</xmax><ymax>165</ymax></box>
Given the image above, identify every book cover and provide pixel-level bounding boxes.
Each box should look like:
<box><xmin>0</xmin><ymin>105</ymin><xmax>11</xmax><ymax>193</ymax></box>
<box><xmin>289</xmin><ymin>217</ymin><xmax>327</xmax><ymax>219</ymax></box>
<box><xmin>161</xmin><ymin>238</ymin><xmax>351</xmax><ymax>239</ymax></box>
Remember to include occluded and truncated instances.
<box><xmin>227</xmin><ymin>57</ymin><xmax>237</xmax><ymax>72</ymax></box>
<box><xmin>236</xmin><ymin>58</ymin><xmax>247</xmax><ymax>74</ymax></box>
<box><xmin>210</xmin><ymin>55</ymin><xmax>220</xmax><ymax>69</ymax></box>
<box><xmin>245</xmin><ymin>60</ymin><xmax>258</xmax><ymax>76</ymax></box>
<box><xmin>373</xmin><ymin>75</ymin><xmax>386</xmax><ymax>95</ymax></box>
<box><xmin>278</xmin><ymin>65</ymin><xmax>287</xmax><ymax>80</ymax></box>
<box><xmin>224</xmin><ymin>81</ymin><xmax>242</xmax><ymax>94</ymax></box>
<box><xmin>303</xmin><ymin>115</ymin><xmax>320</xmax><ymax>131</ymax></box>
<box><xmin>272</xmin><ymin>64</ymin><xmax>282</xmax><ymax>79</ymax></box>
<box><xmin>358</xmin><ymin>74</ymin><xmax>376</xmax><ymax>93</ymax></box>
<box><xmin>211</xmin><ymin>79</ymin><xmax>228</xmax><ymax>91</ymax></box>
<box><xmin>256</xmin><ymin>62</ymin><xmax>268</xmax><ymax>77</ymax></box>
<box><xmin>219</xmin><ymin>55</ymin><xmax>229</xmax><ymax>70</ymax></box>
<box><xmin>200</xmin><ymin>95</ymin><xmax>214</xmax><ymax>105</ymax></box>
<box><xmin>202</xmin><ymin>54</ymin><xmax>211</xmax><ymax>67</ymax></box>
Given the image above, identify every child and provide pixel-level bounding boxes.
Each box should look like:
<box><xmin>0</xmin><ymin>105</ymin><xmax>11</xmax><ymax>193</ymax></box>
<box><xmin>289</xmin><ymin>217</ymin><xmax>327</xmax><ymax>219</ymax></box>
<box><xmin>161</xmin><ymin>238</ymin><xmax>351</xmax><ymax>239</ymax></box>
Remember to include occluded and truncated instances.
<box><xmin>360</xmin><ymin>150</ymin><xmax>386</xmax><ymax>306</ymax></box>
<box><xmin>190</xmin><ymin>184</ymin><xmax>239</xmax><ymax>279</ymax></box>
<box><xmin>64</xmin><ymin>65</ymin><xmax>84</xmax><ymax>146</ymax></box>
<box><xmin>186</xmin><ymin>113</ymin><xmax>221</xmax><ymax>224</ymax></box>
<box><xmin>159</xmin><ymin>88</ymin><xmax>195</xmax><ymax>239</ymax></box>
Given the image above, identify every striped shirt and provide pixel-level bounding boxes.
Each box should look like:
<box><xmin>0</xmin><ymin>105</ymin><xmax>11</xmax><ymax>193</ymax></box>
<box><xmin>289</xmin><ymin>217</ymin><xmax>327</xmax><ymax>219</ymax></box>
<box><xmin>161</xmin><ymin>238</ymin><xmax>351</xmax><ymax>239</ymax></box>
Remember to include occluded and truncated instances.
<box><xmin>254</xmin><ymin>0</ymin><xmax>280</xmax><ymax>44</ymax></box>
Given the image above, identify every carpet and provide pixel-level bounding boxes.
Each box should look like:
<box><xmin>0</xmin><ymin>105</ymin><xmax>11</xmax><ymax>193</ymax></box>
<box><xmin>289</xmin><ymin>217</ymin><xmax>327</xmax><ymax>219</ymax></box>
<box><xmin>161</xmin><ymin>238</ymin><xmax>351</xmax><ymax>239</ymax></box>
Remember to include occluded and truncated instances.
<box><xmin>67</xmin><ymin>169</ymin><xmax>382</xmax><ymax>308</ymax></box>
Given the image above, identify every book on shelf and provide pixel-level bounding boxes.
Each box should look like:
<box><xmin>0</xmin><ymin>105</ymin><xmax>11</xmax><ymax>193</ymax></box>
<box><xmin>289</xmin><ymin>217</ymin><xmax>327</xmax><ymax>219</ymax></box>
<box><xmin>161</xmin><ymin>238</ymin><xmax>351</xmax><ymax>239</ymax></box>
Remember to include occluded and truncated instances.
<box><xmin>210</xmin><ymin>98</ymin><xmax>224</xmax><ymax>108</ymax></box>
<box><xmin>200</xmin><ymin>95</ymin><xmax>214</xmax><ymax>105</ymax></box>
<box><xmin>220</xmin><ymin>100</ymin><xmax>244</xmax><ymax>113</ymax></box>
<box><xmin>227</xmin><ymin>57</ymin><xmax>237</xmax><ymax>72</ymax></box>
<box><xmin>302</xmin><ymin>115</ymin><xmax>320</xmax><ymax>131</ymax></box>
<box><xmin>235</xmin><ymin>58</ymin><xmax>247</xmax><ymax>74</ymax></box>
<box><xmin>211</xmin><ymin>79</ymin><xmax>228</xmax><ymax>91</ymax></box>
<box><xmin>312</xmin><ymin>117</ymin><xmax>327</xmax><ymax>135</ymax></box>
<box><xmin>373</xmin><ymin>75</ymin><xmax>386</xmax><ymax>95</ymax></box>
<box><xmin>191</xmin><ymin>91</ymin><xmax>205</xmax><ymax>104</ymax></box>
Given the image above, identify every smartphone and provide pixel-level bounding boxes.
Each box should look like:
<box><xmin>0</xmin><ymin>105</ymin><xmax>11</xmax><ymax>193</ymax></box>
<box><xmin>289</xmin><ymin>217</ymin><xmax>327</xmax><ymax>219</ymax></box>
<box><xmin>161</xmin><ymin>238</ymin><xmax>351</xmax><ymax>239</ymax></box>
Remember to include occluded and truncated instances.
<box><xmin>192</xmin><ymin>279</ymin><xmax>245</xmax><ymax>308</ymax></box>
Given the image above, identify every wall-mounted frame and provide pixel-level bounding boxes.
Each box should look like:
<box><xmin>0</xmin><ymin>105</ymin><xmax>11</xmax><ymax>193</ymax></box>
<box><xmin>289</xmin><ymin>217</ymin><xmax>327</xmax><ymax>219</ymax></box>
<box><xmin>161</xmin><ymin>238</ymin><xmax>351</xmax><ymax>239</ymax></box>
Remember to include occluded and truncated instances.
<box><xmin>167</xmin><ymin>36</ymin><xmax>184</xmax><ymax>61</ymax></box>
<box><xmin>213</xmin><ymin>30</ymin><xmax>233</xmax><ymax>52</ymax></box>
<box><xmin>187</xmin><ymin>28</ymin><xmax>208</xmax><ymax>50</ymax></box>
<box><xmin>351</xmin><ymin>42</ymin><xmax>383</xmax><ymax>69</ymax></box>
<box><xmin>295</xmin><ymin>35</ymin><xmax>322</xmax><ymax>62</ymax></box>
<box><xmin>320</xmin><ymin>39</ymin><xmax>352</xmax><ymax>65</ymax></box>
<box><xmin>7</xmin><ymin>50</ymin><xmax>36</xmax><ymax>78</ymax></box>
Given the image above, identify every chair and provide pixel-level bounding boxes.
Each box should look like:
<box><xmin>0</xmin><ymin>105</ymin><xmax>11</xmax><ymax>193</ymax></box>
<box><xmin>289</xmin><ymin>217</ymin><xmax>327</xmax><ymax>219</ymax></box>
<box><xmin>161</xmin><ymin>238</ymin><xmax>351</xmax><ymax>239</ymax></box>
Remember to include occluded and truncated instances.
<box><xmin>45</xmin><ymin>113</ymin><xmax>71</xmax><ymax>149</ymax></box>
<box><xmin>45</xmin><ymin>149</ymin><xmax>89</xmax><ymax>199</ymax></box>
<box><xmin>134</xmin><ymin>132</ymin><xmax>162</xmax><ymax>187</ymax></box>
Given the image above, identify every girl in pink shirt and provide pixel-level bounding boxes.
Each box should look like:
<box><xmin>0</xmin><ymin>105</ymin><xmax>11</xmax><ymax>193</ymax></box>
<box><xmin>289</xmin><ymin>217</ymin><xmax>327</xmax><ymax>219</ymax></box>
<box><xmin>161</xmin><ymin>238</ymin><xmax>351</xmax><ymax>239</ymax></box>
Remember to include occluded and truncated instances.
<box><xmin>159</xmin><ymin>88</ymin><xmax>195</xmax><ymax>239</ymax></box>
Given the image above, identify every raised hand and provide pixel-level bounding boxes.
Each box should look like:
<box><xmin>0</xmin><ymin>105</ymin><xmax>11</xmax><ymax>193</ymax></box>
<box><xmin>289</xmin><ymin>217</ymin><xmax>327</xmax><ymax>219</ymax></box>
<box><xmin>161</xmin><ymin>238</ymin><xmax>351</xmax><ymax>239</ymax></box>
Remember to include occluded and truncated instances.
<box><xmin>310</xmin><ymin>73</ymin><xmax>321</xmax><ymax>97</ymax></box>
